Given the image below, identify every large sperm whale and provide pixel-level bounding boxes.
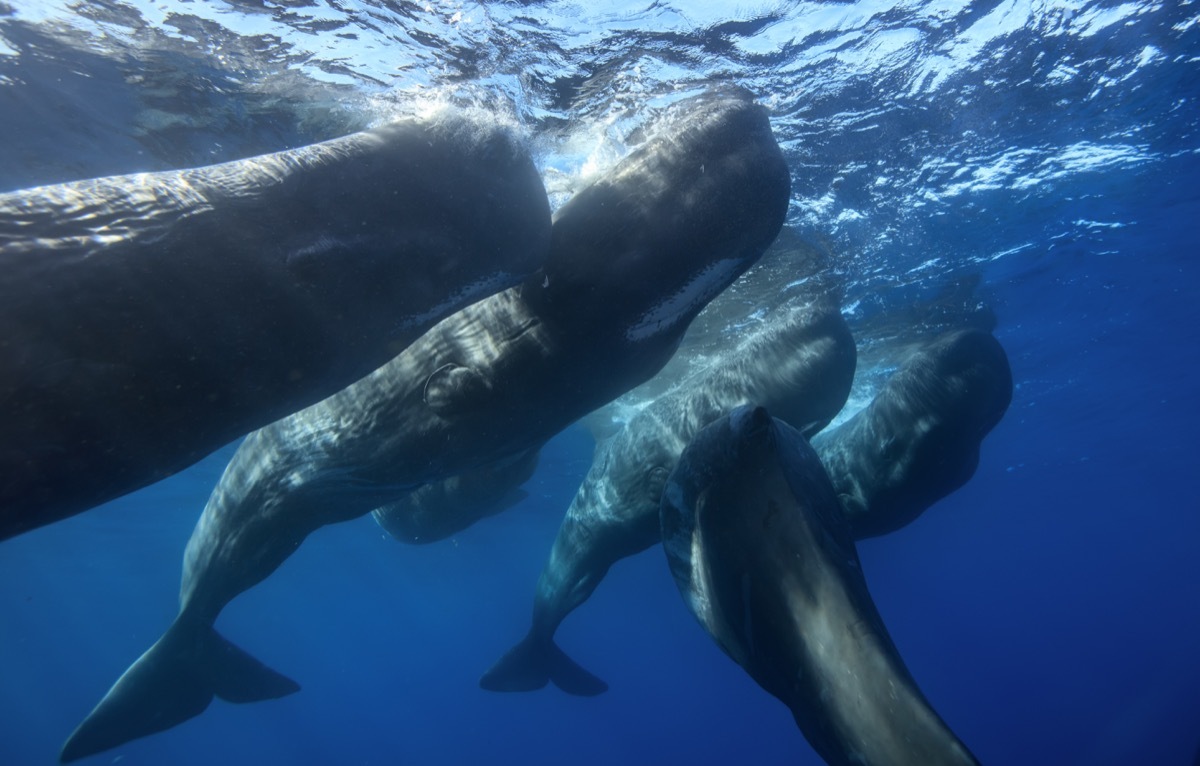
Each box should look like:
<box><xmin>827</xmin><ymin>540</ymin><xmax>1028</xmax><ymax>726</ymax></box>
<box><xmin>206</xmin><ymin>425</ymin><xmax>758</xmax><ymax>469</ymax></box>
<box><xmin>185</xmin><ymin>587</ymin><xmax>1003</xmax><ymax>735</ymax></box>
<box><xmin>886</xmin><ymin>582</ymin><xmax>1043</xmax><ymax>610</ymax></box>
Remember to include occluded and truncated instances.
<box><xmin>661</xmin><ymin>405</ymin><xmax>981</xmax><ymax>766</ymax></box>
<box><xmin>61</xmin><ymin>88</ymin><xmax>791</xmax><ymax>762</ymax></box>
<box><xmin>482</xmin><ymin>326</ymin><xmax>1011</xmax><ymax>694</ymax></box>
<box><xmin>1</xmin><ymin>108</ymin><xmax>550</xmax><ymax>540</ymax></box>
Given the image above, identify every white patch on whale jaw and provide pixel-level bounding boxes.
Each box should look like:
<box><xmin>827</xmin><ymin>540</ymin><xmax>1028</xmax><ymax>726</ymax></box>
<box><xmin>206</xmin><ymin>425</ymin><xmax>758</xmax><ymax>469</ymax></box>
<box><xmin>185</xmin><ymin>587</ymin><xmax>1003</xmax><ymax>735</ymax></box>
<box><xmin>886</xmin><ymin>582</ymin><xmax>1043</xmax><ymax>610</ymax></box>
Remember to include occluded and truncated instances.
<box><xmin>395</xmin><ymin>271</ymin><xmax>517</xmax><ymax>332</ymax></box>
<box><xmin>625</xmin><ymin>257</ymin><xmax>745</xmax><ymax>342</ymax></box>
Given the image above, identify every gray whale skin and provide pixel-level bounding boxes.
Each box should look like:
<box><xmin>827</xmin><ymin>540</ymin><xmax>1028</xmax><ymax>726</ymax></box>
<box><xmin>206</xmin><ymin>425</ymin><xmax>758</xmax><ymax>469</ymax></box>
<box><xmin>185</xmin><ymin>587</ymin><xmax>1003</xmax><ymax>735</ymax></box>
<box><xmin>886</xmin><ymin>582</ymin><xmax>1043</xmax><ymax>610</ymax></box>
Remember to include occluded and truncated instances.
<box><xmin>0</xmin><ymin>111</ymin><xmax>550</xmax><ymax>540</ymax></box>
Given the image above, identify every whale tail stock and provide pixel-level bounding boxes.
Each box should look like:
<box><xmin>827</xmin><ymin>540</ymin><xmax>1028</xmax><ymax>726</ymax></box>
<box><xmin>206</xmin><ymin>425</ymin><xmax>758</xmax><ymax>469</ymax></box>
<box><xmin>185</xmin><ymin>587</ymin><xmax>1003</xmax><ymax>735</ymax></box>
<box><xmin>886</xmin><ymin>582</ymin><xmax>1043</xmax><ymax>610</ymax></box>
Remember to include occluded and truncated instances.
<box><xmin>479</xmin><ymin>632</ymin><xmax>607</xmax><ymax>697</ymax></box>
<box><xmin>60</xmin><ymin>616</ymin><xmax>299</xmax><ymax>763</ymax></box>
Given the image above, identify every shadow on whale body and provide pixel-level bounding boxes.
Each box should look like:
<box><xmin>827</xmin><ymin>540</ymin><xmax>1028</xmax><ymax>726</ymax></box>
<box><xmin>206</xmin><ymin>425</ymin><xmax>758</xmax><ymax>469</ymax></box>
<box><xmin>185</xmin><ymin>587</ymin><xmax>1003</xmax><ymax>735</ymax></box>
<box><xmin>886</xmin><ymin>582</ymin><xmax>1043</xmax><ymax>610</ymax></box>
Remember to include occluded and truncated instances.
<box><xmin>60</xmin><ymin>87</ymin><xmax>791</xmax><ymax>762</ymax></box>
<box><xmin>480</xmin><ymin>297</ymin><xmax>858</xmax><ymax>695</ymax></box>
<box><xmin>661</xmin><ymin>405</ymin><xmax>981</xmax><ymax>766</ymax></box>
<box><xmin>0</xmin><ymin>109</ymin><xmax>551</xmax><ymax>541</ymax></box>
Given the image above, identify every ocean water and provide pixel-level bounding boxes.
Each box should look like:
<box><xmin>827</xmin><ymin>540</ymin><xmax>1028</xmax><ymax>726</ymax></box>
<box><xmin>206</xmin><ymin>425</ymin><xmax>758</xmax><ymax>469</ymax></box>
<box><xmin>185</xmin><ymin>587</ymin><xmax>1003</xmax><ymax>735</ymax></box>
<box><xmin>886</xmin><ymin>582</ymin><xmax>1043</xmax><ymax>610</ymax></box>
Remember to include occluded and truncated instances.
<box><xmin>1</xmin><ymin>1</ymin><xmax>1198</xmax><ymax>765</ymax></box>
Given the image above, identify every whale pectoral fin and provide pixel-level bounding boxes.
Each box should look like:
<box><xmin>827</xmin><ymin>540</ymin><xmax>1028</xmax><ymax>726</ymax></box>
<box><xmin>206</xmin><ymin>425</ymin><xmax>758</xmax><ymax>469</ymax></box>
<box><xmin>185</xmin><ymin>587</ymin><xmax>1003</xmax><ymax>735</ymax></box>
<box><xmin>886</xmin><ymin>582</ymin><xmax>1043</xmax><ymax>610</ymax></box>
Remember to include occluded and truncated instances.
<box><xmin>480</xmin><ymin>634</ymin><xmax>608</xmax><ymax>697</ymax></box>
<box><xmin>423</xmin><ymin>363</ymin><xmax>493</xmax><ymax>415</ymax></box>
<box><xmin>60</xmin><ymin>620</ymin><xmax>299</xmax><ymax>763</ymax></box>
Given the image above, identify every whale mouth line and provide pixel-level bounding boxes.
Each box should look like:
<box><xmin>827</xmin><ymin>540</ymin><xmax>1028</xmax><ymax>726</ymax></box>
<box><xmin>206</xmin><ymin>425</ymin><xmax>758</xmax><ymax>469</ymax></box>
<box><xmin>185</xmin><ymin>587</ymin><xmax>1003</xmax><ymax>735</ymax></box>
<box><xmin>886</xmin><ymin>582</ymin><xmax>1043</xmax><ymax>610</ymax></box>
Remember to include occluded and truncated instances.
<box><xmin>625</xmin><ymin>257</ymin><xmax>745</xmax><ymax>342</ymax></box>
<box><xmin>395</xmin><ymin>271</ymin><xmax>517</xmax><ymax>332</ymax></box>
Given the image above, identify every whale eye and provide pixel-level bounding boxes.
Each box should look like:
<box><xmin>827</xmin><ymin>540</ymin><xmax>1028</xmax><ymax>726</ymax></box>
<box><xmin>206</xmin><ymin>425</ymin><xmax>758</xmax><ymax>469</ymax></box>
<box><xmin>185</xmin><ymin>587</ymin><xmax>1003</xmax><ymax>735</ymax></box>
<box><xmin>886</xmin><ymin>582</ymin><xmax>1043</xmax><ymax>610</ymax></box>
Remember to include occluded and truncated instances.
<box><xmin>647</xmin><ymin>465</ymin><xmax>670</xmax><ymax>498</ymax></box>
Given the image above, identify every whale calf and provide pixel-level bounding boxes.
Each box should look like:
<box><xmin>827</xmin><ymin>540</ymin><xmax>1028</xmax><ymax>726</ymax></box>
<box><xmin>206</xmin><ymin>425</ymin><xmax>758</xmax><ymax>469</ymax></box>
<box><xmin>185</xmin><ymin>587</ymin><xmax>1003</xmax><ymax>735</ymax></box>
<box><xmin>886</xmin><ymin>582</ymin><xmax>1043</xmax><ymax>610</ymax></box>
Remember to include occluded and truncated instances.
<box><xmin>812</xmin><ymin>328</ymin><xmax>1013</xmax><ymax>539</ymax></box>
<box><xmin>661</xmin><ymin>405</ymin><xmax>981</xmax><ymax>766</ymax></box>
<box><xmin>61</xmin><ymin>88</ymin><xmax>791</xmax><ymax>762</ymax></box>
<box><xmin>481</xmin><ymin>298</ymin><xmax>856</xmax><ymax>694</ymax></box>
<box><xmin>1</xmin><ymin>110</ymin><xmax>550</xmax><ymax>540</ymax></box>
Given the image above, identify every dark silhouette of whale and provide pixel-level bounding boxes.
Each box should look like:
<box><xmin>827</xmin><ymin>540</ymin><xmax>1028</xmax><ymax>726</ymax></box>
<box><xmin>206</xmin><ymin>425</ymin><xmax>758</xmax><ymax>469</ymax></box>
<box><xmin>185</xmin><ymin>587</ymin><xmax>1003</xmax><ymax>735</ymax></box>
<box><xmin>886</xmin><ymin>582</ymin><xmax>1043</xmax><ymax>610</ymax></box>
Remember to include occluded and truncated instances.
<box><xmin>661</xmin><ymin>405</ymin><xmax>981</xmax><ymax>766</ymax></box>
<box><xmin>60</xmin><ymin>88</ymin><xmax>791</xmax><ymax>762</ymax></box>
<box><xmin>480</xmin><ymin>297</ymin><xmax>856</xmax><ymax>694</ymax></box>
<box><xmin>0</xmin><ymin>109</ymin><xmax>550</xmax><ymax>540</ymax></box>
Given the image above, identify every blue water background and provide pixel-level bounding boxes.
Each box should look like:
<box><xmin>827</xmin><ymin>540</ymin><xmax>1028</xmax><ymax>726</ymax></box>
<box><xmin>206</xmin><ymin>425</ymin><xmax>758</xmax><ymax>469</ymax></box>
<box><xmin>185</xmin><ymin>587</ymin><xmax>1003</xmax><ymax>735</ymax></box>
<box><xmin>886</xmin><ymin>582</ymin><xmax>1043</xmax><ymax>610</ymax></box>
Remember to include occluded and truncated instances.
<box><xmin>2</xmin><ymin>1</ymin><xmax>1199</xmax><ymax>764</ymax></box>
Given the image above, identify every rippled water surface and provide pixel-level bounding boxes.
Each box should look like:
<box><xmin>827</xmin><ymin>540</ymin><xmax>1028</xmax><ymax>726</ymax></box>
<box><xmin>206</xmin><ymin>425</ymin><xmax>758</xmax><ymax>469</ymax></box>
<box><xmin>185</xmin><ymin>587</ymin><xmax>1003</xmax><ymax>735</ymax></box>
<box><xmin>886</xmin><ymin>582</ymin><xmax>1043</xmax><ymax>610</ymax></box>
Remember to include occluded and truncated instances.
<box><xmin>1</xmin><ymin>2</ymin><xmax>1198</xmax><ymax>765</ymax></box>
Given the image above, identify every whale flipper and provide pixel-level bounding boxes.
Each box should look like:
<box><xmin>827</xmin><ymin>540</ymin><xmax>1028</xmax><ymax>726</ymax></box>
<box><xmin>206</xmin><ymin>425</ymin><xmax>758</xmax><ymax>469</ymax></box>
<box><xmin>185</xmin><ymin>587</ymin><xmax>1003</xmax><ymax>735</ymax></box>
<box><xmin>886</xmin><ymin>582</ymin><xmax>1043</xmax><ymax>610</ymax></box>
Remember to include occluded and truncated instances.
<box><xmin>61</xmin><ymin>618</ymin><xmax>298</xmax><ymax>763</ymax></box>
<box><xmin>480</xmin><ymin>634</ymin><xmax>607</xmax><ymax>696</ymax></box>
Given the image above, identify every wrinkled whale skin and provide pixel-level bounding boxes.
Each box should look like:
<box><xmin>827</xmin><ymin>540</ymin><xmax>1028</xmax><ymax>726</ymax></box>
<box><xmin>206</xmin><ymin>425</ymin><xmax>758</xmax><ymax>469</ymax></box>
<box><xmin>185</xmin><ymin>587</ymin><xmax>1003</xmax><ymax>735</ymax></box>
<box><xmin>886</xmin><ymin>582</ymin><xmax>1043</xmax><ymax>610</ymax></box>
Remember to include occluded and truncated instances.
<box><xmin>1</xmin><ymin>112</ymin><xmax>550</xmax><ymax>539</ymax></box>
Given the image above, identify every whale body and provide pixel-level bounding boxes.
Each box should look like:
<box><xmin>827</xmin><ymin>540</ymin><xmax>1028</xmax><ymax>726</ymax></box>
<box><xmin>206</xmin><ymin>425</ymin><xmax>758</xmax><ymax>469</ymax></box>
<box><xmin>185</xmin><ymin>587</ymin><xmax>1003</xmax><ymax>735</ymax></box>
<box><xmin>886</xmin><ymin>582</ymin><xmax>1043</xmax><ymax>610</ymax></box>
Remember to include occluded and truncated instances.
<box><xmin>812</xmin><ymin>328</ymin><xmax>1013</xmax><ymax>538</ymax></box>
<box><xmin>0</xmin><ymin>110</ymin><xmax>550</xmax><ymax>539</ymax></box>
<box><xmin>661</xmin><ymin>405</ymin><xmax>981</xmax><ymax>766</ymax></box>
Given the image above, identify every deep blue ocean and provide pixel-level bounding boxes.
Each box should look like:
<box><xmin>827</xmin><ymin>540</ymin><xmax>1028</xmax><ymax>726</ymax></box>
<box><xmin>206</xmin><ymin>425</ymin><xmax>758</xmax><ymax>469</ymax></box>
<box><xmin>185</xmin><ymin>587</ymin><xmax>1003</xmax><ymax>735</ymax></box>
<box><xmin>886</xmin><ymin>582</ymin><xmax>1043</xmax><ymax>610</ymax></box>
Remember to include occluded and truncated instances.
<box><xmin>2</xmin><ymin>1</ymin><xmax>1198</xmax><ymax>764</ymax></box>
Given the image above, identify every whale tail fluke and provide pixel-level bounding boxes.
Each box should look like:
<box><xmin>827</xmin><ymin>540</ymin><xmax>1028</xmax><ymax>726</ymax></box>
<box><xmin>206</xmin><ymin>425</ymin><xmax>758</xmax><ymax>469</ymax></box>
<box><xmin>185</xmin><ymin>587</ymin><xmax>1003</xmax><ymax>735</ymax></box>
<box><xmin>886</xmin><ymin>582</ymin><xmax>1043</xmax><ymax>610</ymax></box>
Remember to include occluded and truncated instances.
<box><xmin>480</xmin><ymin>633</ymin><xmax>607</xmax><ymax>697</ymax></box>
<box><xmin>60</xmin><ymin>617</ymin><xmax>299</xmax><ymax>763</ymax></box>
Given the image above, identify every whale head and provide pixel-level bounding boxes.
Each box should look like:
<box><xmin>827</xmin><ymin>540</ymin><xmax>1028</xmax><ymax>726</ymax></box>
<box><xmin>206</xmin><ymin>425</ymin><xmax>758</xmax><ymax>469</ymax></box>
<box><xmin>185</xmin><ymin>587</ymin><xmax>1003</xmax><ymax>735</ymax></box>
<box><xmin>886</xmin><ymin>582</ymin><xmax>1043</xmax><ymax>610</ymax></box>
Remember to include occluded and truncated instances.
<box><xmin>525</xmin><ymin>88</ymin><xmax>791</xmax><ymax>353</ymax></box>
